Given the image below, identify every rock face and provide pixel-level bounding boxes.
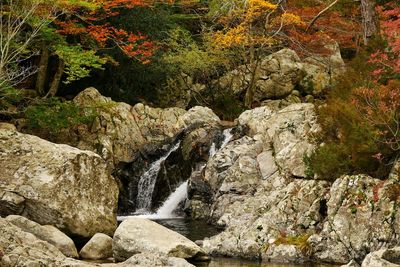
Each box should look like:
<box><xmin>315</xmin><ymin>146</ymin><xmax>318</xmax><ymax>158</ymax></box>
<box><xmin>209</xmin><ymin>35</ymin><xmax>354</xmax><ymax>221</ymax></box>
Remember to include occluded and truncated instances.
<box><xmin>0</xmin><ymin>128</ymin><xmax>118</xmax><ymax>237</ymax></box>
<box><xmin>5</xmin><ymin>215</ymin><xmax>78</xmax><ymax>258</ymax></box>
<box><xmin>80</xmin><ymin>233</ymin><xmax>113</xmax><ymax>260</ymax></box>
<box><xmin>113</xmin><ymin>218</ymin><xmax>205</xmax><ymax>262</ymax></box>
<box><xmin>310</xmin><ymin>175</ymin><xmax>400</xmax><ymax>264</ymax></box>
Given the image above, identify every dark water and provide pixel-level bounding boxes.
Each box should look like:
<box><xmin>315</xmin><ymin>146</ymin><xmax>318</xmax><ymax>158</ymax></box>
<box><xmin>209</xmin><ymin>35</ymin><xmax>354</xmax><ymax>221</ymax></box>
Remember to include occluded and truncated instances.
<box><xmin>151</xmin><ymin>218</ymin><xmax>338</xmax><ymax>267</ymax></box>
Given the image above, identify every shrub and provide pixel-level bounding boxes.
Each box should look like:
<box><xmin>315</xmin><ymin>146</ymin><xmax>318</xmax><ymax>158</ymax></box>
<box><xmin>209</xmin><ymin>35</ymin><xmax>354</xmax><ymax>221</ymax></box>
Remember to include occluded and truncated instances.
<box><xmin>25</xmin><ymin>98</ymin><xmax>97</xmax><ymax>135</ymax></box>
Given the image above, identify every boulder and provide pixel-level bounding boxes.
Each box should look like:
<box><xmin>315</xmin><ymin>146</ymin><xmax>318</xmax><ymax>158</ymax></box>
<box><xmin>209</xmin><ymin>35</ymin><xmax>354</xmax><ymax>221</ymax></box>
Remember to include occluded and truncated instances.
<box><xmin>113</xmin><ymin>218</ymin><xmax>205</xmax><ymax>262</ymax></box>
<box><xmin>118</xmin><ymin>252</ymin><xmax>195</xmax><ymax>267</ymax></box>
<box><xmin>342</xmin><ymin>260</ymin><xmax>361</xmax><ymax>267</ymax></box>
<box><xmin>0</xmin><ymin>129</ymin><xmax>118</xmax><ymax>237</ymax></box>
<box><xmin>80</xmin><ymin>233</ymin><xmax>113</xmax><ymax>260</ymax></box>
<box><xmin>0</xmin><ymin>217</ymin><xmax>66</xmax><ymax>266</ymax></box>
<box><xmin>361</xmin><ymin>247</ymin><xmax>400</xmax><ymax>267</ymax></box>
<box><xmin>217</xmin><ymin>49</ymin><xmax>304</xmax><ymax>102</ymax></box>
<box><xmin>5</xmin><ymin>215</ymin><xmax>78</xmax><ymax>258</ymax></box>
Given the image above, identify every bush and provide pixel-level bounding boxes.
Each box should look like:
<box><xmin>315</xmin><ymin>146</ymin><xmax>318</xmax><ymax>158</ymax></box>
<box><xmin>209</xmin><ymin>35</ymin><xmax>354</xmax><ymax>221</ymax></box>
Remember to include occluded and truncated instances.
<box><xmin>305</xmin><ymin>53</ymin><xmax>398</xmax><ymax>180</ymax></box>
<box><xmin>25</xmin><ymin>98</ymin><xmax>97</xmax><ymax>135</ymax></box>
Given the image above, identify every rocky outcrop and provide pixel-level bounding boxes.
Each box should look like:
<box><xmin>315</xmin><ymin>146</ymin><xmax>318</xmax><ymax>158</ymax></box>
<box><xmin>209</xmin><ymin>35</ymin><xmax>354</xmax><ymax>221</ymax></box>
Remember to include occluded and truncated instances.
<box><xmin>5</xmin><ymin>215</ymin><xmax>78</xmax><ymax>258</ymax></box>
<box><xmin>310</xmin><ymin>175</ymin><xmax>400</xmax><ymax>264</ymax></box>
<box><xmin>69</xmin><ymin>88</ymin><xmax>220</xmax><ymax>170</ymax></box>
<box><xmin>80</xmin><ymin>233</ymin><xmax>113</xmax><ymax>260</ymax></box>
<box><xmin>61</xmin><ymin>88</ymin><xmax>222</xmax><ymax>214</ymax></box>
<box><xmin>112</xmin><ymin>218</ymin><xmax>205</xmax><ymax>262</ymax></box>
<box><xmin>0</xmin><ymin>128</ymin><xmax>118</xmax><ymax>237</ymax></box>
<box><xmin>187</xmin><ymin>102</ymin><xmax>400</xmax><ymax>265</ymax></box>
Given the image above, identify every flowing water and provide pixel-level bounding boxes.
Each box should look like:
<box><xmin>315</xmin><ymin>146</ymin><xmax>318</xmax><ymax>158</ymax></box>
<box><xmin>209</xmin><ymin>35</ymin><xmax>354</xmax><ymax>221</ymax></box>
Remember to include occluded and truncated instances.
<box><xmin>135</xmin><ymin>141</ymin><xmax>181</xmax><ymax>213</ymax></box>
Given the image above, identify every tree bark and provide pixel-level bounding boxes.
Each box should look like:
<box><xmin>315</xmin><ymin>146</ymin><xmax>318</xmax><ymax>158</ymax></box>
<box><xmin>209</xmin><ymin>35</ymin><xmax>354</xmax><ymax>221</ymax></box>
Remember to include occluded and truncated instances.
<box><xmin>361</xmin><ymin>0</ymin><xmax>380</xmax><ymax>45</ymax></box>
<box><xmin>35</xmin><ymin>45</ymin><xmax>49</xmax><ymax>96</ymax></box>
<box><xmin>45</xmin><ymin>59</ymin><xmax>64</xmax><ymax>98</ymax></box>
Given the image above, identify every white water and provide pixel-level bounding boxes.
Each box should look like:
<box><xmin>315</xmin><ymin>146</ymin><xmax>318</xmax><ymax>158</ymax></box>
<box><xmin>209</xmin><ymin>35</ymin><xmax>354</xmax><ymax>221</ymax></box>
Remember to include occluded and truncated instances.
<box><xmin>220</xmin><ymin>128</ymin><xmax>233</xmax><ymax>150</ymax></box>
<box><xmin>135</xmin><ymin>141</ymin><xmax>181</xmax><ymax>212</ymax></box>
<box><xmin>119</xmin><ymin>181</ymin><xmax>188</xmax><ymax>220</ymax></box>
<box><xmin>209</xmin><ymin>128</ymin><xmax>233</xmax><ymax>158</ymax></box>
<box><xmin>208</xmin><ymin>142</ymin><xmax>217</xmax><ymax>158</ymax></box>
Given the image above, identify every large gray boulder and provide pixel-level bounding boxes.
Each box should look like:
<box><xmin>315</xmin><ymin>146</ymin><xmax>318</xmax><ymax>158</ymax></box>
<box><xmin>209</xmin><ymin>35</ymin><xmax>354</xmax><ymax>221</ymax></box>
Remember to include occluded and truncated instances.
<box><xmin>0</xmin><ymin>128</ymin><xmax>118</xmax><ymax>237</ymax></box>
<box><xmin>5</xmin><ymin>215</ymin><xmax>78</xmax><ymax>258</ymax></box>
<box><xmin>218</xmin><ymin>49</ymin><xmax>304</xmax><ymax>102</ymax></box>
<box><xmin>113</xmin><ymin>218</ymin><xmax>205</xmax><ymax>262</ymax></box>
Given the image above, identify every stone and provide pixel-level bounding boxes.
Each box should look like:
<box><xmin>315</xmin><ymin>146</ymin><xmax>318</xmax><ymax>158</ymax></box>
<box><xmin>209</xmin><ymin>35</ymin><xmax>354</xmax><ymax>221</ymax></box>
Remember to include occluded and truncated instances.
<box><xmin>5</xmin><ymin>215</ymin><xmax>78</xmax><ymax>258</ymax></box>
<box><xmin>118</xmin><ymin>252</ymin><xmax>195</xmax><ymax>267</ymax></box>
<box><xmin>113</xmin><ymin>218</ymin><xmax>205</xmax><ymax>262</ymax></box>
<box><xmin>361</xmin><ymin>247</ymin><xmax>400</xmax><ymax>267</ymax></box>
<box><xmin>0</xmin><ymin>129</ymin><xmax>118</xmax><ymax>237</ymax></box>
<box><xmin>0</xmin><ymin>217</ymin><xmax>66</xmax><ymax>266</ymax></box>
<box><xmin>342</xmin><ymin>259</ymin><xmax>361</xmax><ymax>267</ymax></box>
<box><xmin>80</xmin><ymin>233</ymin><xmax>113</xmax><ymax>260</ymax></box>
<box><xmin>263</xmin><ymin>244</ymin><xmax>307</xmax><ymax>263</ymax></box>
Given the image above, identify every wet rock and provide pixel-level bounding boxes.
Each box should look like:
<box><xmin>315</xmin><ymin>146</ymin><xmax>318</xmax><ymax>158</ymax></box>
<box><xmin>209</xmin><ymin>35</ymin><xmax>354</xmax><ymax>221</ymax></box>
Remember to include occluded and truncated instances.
<box><xmin>80</xmin><ymin>233</ymin><xmax>113</xmax><ymax>260</ymax></box>
<box><xmin>113</xmin><ymin>218</ymin><xmax>205</xmax><ymax>262</ymax></box>
<box><xmin>0</xmin><ymin>129</ymin><xmax>118</xmax><ymax>237</ymax></box>
<box><xmin>5</xmin><ymin>215</ymin><xmax>78</xmax><ymax>258</ymax></box>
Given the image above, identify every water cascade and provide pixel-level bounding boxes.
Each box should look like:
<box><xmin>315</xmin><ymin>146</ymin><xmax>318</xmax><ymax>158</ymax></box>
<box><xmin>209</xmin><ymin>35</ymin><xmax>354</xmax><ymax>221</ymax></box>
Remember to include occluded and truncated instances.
<box><xmin>119</xmin><ymin>128</ymin><xmax>234</xmax><ymax>221</ymax></box>
<box><xmin>135</xmin><ymin>141</ymin><xmax>181</xmax><ymax>213</ymax></box>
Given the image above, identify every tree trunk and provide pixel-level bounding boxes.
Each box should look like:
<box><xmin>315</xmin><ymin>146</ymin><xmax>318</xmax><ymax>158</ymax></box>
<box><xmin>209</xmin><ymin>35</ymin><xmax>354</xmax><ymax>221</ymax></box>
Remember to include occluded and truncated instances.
<box><xmin>361</xmin><ymin>0</ymin><xmax>380</xmax><ymax>45</ymax></box>
<box><xmin>244</xmin><ymin>45</ymin><xmax>259</xmax><ymax>108</ymax></box>
<box><xmin>45</xmin><ymin>59</ymin><xmax>64</xmax><ymax>98</ymax></box>
<box><xmin>35</xmin><ymin>45</ymin><xmax>49</xmax><ymax>96</ymax></box>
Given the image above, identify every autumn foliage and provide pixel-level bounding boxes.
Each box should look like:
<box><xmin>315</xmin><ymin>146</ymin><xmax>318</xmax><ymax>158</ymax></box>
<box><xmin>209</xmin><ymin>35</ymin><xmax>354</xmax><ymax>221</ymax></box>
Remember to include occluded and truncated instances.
<box><xmin>55</xmin><ymin>0</ymin><xmax>156</xmax><ymax>63</ymax></box>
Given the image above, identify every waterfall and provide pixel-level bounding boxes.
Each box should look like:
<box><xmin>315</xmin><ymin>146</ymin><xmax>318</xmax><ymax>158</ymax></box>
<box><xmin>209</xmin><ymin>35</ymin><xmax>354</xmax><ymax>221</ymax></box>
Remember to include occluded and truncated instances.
<box><xmin>208</xmin><ymin>142</ymin><xmax>217</xmax><ymax>158</ymax></box>
<box><xmin>135</xmin><ymin>141</ymin><xmax>181</xmax><ymax>213</ymax></box>
<box><xmin>119</xmin><ymin>181</ymin><xmax>188</xmax><ymax>220</ymax></box>
<box><xmin>209</xmin><ymin>128</ymin><xmax>233</xmax><ymax>158</ymax></box>
<box><xmin>118</xmin><ymin>128</ymin><xmax>234</xmax><ymax>221</ymax></box>
<box><xmin>220</xmin><ymin>128</ymin><xmax>233</xmax><ymax>150</ymax></box>
<box><xmin>154</xmin><ymin>180</ymin><xmax>188</xmax><ymax>218</ymax></box>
